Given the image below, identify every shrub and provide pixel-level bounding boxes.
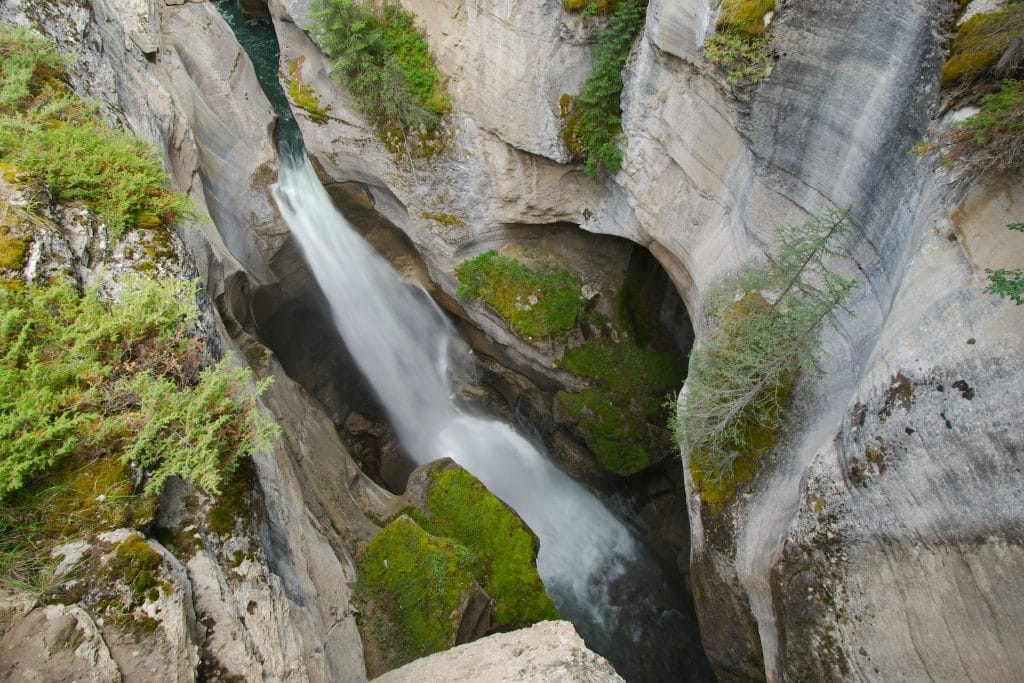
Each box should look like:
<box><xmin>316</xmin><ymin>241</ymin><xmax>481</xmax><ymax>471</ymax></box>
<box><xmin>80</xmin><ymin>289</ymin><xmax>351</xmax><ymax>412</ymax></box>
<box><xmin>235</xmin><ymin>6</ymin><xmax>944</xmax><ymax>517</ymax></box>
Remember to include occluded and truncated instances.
<box><xmin>562</xmin><ymin>0</ymin><xmax>648</xmax><ymax>177</ymax></box>
<box><xmin>454</xmin><ymin>250</ymin><xmax>588</xmax><ymax>338</ymax></box>
<box><xmin>703</xmin><ymin>0</ymin><xmax>775</xmax><ymax>85</ymax></box>
<box><xmin>0</xmin><ymin>23</ymin><xmax>67</xmax><ymax>111</ymax></box>
<box><xmin>915</xmin><ymin>79</ymin><xmax>1024</xmax><ymax>176</ymax></box>
<box><xmin>0</xmin><ymin>277</ymin><xmax>278</xmax><ymax>500</ymax></box>
<box><xmin>311</xmin><ymin>0</ymin><xmax>449</xmax><ymax>142</ymax></box>
<box><xmin>673</xmin><ymin>208</ymin><xmax>858</xmax><ymax>502</ymax></box>
<box><xmin>703</xmin><ymin>32</ymin><xmax>772</xmax><ymax>84</ymax></box>
<box><xmin>0</xmin><ymin>24</ymin><xmax>192</xmax><ymax>240</ymax></box>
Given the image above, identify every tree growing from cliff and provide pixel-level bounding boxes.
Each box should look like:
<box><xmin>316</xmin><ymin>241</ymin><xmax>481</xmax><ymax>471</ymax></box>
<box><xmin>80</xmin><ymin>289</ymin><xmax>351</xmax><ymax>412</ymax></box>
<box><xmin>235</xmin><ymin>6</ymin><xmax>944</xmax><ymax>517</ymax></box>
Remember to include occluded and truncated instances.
<box><xmin>310</xmin><ymin>0</ymin><xmax>449</xmax><ymax>144</ymax></box>
<box><xmin>673</xmin><ymin>207</ymin><xmax>859</xmax><ymax>494</ymax></box>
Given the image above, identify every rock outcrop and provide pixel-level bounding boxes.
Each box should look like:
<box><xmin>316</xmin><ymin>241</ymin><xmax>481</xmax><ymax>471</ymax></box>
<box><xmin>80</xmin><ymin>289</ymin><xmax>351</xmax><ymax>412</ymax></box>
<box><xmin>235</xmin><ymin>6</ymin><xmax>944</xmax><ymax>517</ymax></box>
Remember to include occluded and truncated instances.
<box><xmin>375</xmin><ymin>620</ymin><xmax>624</xmax><ymax>682</ymax></box>
<box><xmin>266</xmin><ymin>0</ymin><xmax>1024</xmax><ymax>679</ymax></box>
<box><xmin>5</xmin><ymin>0</ymin><xmax>1023</xmax><ymax>678</ymax></box>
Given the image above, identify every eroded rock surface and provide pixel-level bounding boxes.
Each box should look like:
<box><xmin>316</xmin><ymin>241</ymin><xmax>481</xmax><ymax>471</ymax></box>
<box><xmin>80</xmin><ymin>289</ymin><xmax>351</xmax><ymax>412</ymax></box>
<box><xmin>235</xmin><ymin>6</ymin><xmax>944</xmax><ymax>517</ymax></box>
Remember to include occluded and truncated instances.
<box><xmin>375</xmin><ymin>620</ymin><xmax>624</xmax><ymax>682</ymax></box>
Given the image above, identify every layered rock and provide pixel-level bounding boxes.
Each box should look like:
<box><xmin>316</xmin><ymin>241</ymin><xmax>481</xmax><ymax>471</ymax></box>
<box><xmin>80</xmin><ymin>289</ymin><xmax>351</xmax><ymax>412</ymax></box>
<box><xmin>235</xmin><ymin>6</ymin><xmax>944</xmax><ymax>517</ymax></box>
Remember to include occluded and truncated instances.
<box><xmin>266</xmin><ymin>0</ymin><xmax>1024</xmax><ymax>680</ymax></box>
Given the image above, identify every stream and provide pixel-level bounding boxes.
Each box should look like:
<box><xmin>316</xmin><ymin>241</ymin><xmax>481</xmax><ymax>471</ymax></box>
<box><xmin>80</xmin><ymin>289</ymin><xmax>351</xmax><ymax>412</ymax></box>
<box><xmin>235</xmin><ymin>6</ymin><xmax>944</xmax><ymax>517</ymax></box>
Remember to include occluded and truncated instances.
<box><xmin>216</xmin><ymin>2</ymin><xmax>712</xmax><ymax>679</ymax></box>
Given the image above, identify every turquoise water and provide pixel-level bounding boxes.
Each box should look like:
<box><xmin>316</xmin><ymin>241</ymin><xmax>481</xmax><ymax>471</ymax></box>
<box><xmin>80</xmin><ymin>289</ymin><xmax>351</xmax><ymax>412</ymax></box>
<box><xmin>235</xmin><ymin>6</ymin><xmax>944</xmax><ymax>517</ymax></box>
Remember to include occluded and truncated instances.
<box><xmin>213</xmin><ymin>0</ymin><xmax>303</xmax><ymax>152</ymax></box>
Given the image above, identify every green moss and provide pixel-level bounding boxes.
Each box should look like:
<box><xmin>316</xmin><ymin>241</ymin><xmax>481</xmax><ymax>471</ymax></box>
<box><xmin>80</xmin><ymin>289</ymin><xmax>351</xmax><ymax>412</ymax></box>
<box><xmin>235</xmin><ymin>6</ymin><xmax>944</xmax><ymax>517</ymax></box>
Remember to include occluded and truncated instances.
<box><xmin>112</xmin><ymin>535</ymin><xmax>163</xmax><ymax>605</ymax></box>
<box><xmin>357</xmin><ymin>516</ymin><xmax>477</xmax><ymax>670</ymax></box>
<box><xmin>556</xmin><ymin>339</ymin><xmax>686</xmax><ymax>476</ymax></box>
<box><xmin>420</xmin><ymin>211</ymin><xmax>464</xmax><ymax>226</ymax></box>
<box><xmin>0</xmin><ymin>230</ymin><xmax>28</xmax><ymax>271</ymax></box>
<box><xmin>285</xmin><ymin>57</ymin><xmax>329</xmax><ymax>123</ymax></box>
<box><xmin>562</xmin><ymin>0</ymin><xmax>617</xmax><ymax>16</ymax></box>
<box><xmin>208</xmin><ymin>458</ymin><xmax>257</xmax><ymax>537</ymax></box>
<box><xmin>414</xmin><ymin>468</ymin><xmax>558</xmax><ymax>629</ymax></box>
<box><xmin>454</xmin><ymin>250</ymin><xmax>588</xmax><ymax>339</ymax></box>
<box><xmin>716</xmin><ymin>0</ymin><xmax>775</xmax><ymax>36</ymax></box>
<box><xmin>558</xmin><ymin>389</ymin><xmax>652</xmax><ymax>475</ymax></box>
<box><xmin>941</xmin><ymin>5</ymin><xmax>1024</xmax><ymax>89</ymax></box>
<box><xmin>561</xmin><ymin>338</ymin><xmax>686</xmax><ymax>399</ymax></box>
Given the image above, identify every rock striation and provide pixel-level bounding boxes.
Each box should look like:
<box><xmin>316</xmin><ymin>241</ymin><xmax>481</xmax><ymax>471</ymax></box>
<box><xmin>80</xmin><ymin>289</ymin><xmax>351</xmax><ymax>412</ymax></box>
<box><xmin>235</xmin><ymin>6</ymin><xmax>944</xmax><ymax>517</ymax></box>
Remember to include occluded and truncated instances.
<box><xmin>3</xmin><ymin>0</ymin><xmax>1023</xmax><ymax>679</ymax></box>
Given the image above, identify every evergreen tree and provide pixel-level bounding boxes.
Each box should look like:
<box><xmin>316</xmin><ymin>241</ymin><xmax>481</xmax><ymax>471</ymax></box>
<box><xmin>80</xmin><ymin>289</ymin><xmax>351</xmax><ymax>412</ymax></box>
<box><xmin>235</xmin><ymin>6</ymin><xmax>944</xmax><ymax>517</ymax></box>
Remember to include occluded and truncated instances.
<box><xmin>675</xmin><ymin>207</ymin><xmax>859</xmax><ymax>486</ymax></box>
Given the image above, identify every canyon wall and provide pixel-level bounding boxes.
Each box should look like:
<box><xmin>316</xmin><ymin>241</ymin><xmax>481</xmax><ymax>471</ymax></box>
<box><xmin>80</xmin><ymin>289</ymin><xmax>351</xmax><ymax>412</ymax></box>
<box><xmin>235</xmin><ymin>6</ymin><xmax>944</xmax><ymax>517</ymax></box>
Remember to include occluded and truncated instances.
<box><xmin>5</xmin><ymin>0</ymin><xmax>1022</xmax><ymax>679</ymax></box>
<box><xmin>268</xmin><ymin>0</ymin><xmax>1024</xmax><ymax>679</ymax></box>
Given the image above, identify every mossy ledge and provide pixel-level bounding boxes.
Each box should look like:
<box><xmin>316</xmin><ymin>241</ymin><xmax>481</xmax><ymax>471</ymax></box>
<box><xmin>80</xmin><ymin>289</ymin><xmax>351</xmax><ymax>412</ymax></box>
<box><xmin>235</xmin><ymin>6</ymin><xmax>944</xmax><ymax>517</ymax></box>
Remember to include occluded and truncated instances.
<box><xmin>355</xmin><ymin>463</ymin><xmax>557</xmax><ymax>673</ymax></box>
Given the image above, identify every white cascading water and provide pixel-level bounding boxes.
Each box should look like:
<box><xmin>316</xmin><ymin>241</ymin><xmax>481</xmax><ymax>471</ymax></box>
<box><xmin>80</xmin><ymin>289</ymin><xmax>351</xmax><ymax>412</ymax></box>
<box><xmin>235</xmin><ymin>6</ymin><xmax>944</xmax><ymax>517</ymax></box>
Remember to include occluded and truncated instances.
<box><xmin>272</xmin><ymin>150</ymin><xmax>642</xmax><ymax>644</ymax></box>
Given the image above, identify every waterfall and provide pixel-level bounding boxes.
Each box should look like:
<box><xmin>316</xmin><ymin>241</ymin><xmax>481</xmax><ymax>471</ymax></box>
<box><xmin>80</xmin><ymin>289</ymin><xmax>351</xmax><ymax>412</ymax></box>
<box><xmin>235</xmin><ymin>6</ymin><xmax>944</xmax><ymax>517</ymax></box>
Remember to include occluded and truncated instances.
<box><xmin>272</xmin><ymin>149</ymin><xmax>642</xmax><ymax>639</ymax></box>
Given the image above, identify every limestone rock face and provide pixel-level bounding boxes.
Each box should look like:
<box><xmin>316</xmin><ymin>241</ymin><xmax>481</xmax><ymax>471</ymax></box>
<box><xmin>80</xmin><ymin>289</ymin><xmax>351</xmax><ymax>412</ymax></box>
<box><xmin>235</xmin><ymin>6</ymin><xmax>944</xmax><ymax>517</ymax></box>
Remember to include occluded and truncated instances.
<box><xmin>375</xmin><ymin>620</ymin><xmax>624</xmax><ymax>682</ymax></box>
<box><xmin>0</xmin><ymin>597</ymin><xmax>121</xmax><ymax>683</ymax></box>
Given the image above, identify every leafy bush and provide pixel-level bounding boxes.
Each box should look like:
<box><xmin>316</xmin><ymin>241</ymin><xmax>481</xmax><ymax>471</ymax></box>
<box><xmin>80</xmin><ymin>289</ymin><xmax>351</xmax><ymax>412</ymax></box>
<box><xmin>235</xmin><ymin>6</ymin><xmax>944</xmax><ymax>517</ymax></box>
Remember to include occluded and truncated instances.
<box><xmin>311</xmin><ymin>0</ymin><xmax>449</xmax><ymax>140</ymax></box>
<box><xmin>0</xmin><ymin>24</ymin><xmax>192</xmax><ymax>240</ymax></box>
<box><xmin>703</xmin><ymin>32</ymin><xmax>772</xmax><ymax>84</ymax></box>
<box><xmin>673</xmin><ymin>208</ymin><xmax>858</xmax><ymax>502</ymax></box>
<box><xmin>454</xmin><ymin>250</ymin><xmax>588</xmax><ymax>338</ymax></box>
<box><xmin>562</xmin><ymin>0</ymin><xmax>648</xmax><ymax>177</ymax></box>
<box><xmin>0</xmin><ymin>278</ymin><xmax>277</xmax><ymax>500</ymax></box>
<box><xmin>984</xmin><ymin>222</ymin><xmax>1024</xmax><ymax>305</ymax></box>
<box><xmin>940</xmin><ymin>3</ymin><xmax>1024</xmax><ymax>90</ymax></box>
<box><xmin>0</xmin><ymin>23</ymin><xmax>66</xmax><ymax>111</ymax></box>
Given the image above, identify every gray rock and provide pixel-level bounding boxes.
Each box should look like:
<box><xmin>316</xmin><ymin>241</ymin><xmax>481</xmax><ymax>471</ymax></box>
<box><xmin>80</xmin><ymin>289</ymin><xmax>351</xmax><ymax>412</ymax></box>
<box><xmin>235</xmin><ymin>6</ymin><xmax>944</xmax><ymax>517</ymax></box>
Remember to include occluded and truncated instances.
<box><xmin>375</xmin><ymin>620</ymin><xmax>624</xmax><ymax>682</ymax></box>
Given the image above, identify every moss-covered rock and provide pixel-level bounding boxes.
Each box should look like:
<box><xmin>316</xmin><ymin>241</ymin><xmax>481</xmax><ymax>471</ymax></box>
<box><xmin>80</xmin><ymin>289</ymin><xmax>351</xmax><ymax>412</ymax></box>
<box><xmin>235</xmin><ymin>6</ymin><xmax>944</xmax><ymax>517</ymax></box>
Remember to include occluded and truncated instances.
<box><xmin>356</xmin><ymin>515</ymin><xmax>483</xmax><ymax>672</ymax></box>
<box><xmin>556</xmin><ymin>339</ymin><xmax>686</xmax><ymax>476</ymax></box>
<box><xmin>407</xmin><ymin>466</ymin><xmax>558</xmax><ymax>629</ymax></box>
<box><xmin>941</xmin><ymin>5</ymin><xmax>1024</xmax><ymax>89</ymax></box>
<box><xmin>454</xmin><ymin>250</ymin><xmax>589</xmax><ymax>339</ymax></box>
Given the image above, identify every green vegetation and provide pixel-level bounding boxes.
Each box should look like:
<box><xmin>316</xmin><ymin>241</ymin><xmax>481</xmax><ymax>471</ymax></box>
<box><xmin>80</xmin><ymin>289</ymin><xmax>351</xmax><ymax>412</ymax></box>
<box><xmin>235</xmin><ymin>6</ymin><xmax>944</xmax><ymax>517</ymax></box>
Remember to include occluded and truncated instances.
<box><xmin>716</xmin><ymin>0</ymin><xmax>774</xmax><ymax>36</ymax></box>
<box><xmin>0</xmin><ymin>278</ymin><xmax>278</xmax><ymax>499</ymax></box>
<box><xmin>557</xmin><ymin>339</ymin><xmax>686</xmax><ymax>475</ymax></box>
<box><xmin>0</xmin><ymin>278</ymin><xmax>278</xmax><ymax>584</ymax></box>
<box><xmin>454</xmin><ymin>250</ymin><xmax>588</xmax><ymax>338</ymax></box>
<box><xmin>407</xmin><ymin>467</ymin><xmax>557</xmax><ymax>629</ymax></box>
<box><xmin>357</xmin><ymin>515</ymin><xmax>477</xmax><ymax>670</ymax></box>
<box><xmin>914</xmin><ymin>79</ymin><xmax>1024</xmax><ymax>177</ymax></box>
<box><xmin>940</xmin><ymin>3</ymin><xmax>1024</xmax><ymax>90</ymax></box>
<box><xmin>984</xmin><ymin>222</ymin><xmax>1024</xmax><ymax>305</ymax></box>
<box><xmin>703</xmin><ymin>32</ymin><xmax>773</xmax><ymax>85</ymax></box>
<box><xmin>703</xmin><ymin>0</ymin><xmax>775</xmax><ymax>84</ymax></box>
<box><xmin>561</xmin><ymin>0</ymin><xmax>648</xmax><ymax>176</ymax></box>
<box><xmin>673</xmin><ymin>208</ymin><xmax>858</xmax><ymax>504</ymax></box>
<box><xmin>284</xmin><ymin>57</ymin><xmax>329</xmax><ymax>123</ymax></box>
<box><xmin>0</xmin><ymin>24</ymin><xmax>192</xmax><ymax>241</ymax></box>
<box><xmin>562</xmin><ymin>0</ymin><xmax>617</xmax><ymax>16</ymax></box>
<box><xmin>310</xmin><ymin>0</ymin><xmax>449</xmax><ymax>149</ymax></box>
<box><xmin>420</xmin><ymin>211</ymin><xmax>464</xmax><ymax>226</ymax></box>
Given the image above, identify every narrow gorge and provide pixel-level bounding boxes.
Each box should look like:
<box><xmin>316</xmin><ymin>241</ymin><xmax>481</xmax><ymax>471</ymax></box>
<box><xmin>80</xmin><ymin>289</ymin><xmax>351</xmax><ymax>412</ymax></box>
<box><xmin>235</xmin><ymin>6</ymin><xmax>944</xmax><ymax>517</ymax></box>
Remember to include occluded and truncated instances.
<box><xmin>0</xmin><ymin>0</ymin><xmax>1021</xmax><ymax>680</ymax></box>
